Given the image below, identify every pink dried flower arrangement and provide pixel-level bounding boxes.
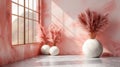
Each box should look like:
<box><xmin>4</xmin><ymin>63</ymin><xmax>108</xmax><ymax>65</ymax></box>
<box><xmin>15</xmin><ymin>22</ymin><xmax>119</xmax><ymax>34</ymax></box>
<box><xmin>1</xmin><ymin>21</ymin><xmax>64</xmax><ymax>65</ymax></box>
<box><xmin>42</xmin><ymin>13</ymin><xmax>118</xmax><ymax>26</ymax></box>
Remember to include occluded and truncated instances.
<box><xmin>40</xmin><ymin>24</ymin><xmax>49</xmax><ymax>44</ymax></box>
<box><xmin>49</xmin><ymin>24</ymin><xmax>62</xmax><ymax>46</ymax></box>
<box><xmin>78</xmin><ymin>9</ymin><xmax>109</xmax><ymax>39</ymax></box>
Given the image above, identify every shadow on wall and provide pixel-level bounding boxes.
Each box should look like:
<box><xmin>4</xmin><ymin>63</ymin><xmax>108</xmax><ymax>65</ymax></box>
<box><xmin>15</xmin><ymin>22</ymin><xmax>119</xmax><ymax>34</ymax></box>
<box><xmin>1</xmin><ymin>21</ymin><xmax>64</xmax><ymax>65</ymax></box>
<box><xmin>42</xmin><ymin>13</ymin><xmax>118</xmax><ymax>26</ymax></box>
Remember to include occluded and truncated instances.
<box><xmin>52</xmin><ymin>0</ymin><xmax>117</xmax><ymax>19</ymax></box>
<box><xmin>97</xmin><ymin>21</ymin><xmax>120</xmax><ymax>56</ymax></box>
<box><xmin>45</xmin><ymin>0</ymin><xmax>120</xmax><ymax>56</ymax></box>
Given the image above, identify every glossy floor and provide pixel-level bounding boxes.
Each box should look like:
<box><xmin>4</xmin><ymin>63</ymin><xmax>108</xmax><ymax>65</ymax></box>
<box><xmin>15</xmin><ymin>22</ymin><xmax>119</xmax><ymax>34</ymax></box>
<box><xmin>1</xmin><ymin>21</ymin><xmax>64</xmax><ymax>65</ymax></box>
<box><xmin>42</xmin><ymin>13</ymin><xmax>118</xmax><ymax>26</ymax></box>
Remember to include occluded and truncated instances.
<box><xmin>2</xmin><ymin>55</ymin><xmax>120</xmax><ymax>67</ymax></box>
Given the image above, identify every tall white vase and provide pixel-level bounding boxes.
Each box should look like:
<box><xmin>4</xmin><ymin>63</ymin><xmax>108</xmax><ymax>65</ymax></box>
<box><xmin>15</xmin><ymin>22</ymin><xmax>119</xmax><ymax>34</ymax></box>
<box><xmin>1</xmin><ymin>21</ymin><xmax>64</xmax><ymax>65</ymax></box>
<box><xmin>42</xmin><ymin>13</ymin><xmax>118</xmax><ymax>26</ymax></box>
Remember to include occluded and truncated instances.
<box><xmin>82</xmin><ymin>39</ymin><xmax>103</xmax><ymax>58</ymax></box>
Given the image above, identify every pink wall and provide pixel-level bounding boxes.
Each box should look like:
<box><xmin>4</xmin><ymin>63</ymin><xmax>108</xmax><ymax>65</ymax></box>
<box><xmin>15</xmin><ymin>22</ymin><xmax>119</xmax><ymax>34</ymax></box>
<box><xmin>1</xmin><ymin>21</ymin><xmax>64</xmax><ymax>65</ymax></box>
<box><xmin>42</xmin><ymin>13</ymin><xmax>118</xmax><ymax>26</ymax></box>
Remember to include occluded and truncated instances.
<box><xmin>43</xmin><ymin>0</ymin><xmax>120</xmax><ymax>56</ymax></box>
<box><xmin>0</xmin><ymin>0</ymin><xmax>42</xmax><ymax>65</ymax></box>
<box><xmin>1</xmin><ymin>0</ymin><xmax>120</xmax><ymax>65</ymax></box>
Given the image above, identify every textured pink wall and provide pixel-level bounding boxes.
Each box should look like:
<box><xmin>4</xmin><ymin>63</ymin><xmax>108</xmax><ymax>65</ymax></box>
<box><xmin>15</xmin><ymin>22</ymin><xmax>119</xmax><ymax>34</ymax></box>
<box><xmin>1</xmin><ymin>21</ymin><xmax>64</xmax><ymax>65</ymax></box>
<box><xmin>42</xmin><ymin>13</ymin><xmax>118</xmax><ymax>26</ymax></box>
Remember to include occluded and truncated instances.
<box><xmin>1</xmin><ymin>0</ymin><xmax>120</xmax><ymax>65</ymax></box>
<box><xmin>43</xmin><ymin>0</ymin><xmax>120</xmax><ymax>56</ymax></box>
<box><xmin>0</xmin><ymin>0</ymin><xmax>42</xmax><ymax>65</ymax></box>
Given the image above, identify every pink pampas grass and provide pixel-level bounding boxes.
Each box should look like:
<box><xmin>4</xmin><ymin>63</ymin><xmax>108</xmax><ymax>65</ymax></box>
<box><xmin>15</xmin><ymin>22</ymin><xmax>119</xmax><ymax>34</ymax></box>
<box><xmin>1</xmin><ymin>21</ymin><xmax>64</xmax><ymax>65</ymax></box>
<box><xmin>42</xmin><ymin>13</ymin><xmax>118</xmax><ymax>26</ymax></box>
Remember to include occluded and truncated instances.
<box><xmin>78</xmin><ymin>9</ymin><xmax>109</xmax><ymax>39</ymax></box>
<box><xmin>39</xmin><ymin>24</ymin><xmax>49</xmax><ymax>44</ymax></box>
<box><xmin>49</xmin><ymin>24</ymin><xmax>62</xmax><ymax>46</ymax></box>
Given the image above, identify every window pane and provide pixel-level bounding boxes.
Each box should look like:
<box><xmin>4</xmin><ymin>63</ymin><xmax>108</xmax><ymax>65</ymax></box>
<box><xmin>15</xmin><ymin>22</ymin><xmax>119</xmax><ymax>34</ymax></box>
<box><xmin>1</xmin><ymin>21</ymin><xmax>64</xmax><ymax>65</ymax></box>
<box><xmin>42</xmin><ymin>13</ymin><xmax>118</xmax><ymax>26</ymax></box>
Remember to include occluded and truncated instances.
<box><xmin>12</xmin><ymin>0</ymin><xmax>17</xmax><ymax>3</ymax></box>
<box><xmin>33</xmin><ymin>21</ymin><xmax>37</xmax><ymax>42</ymax></box>
<box><xmin>33</xmin><ymin>12</ymin><xmax>38</xmax><ymax>20</ymax></box>
<box><xmin>19</xmin><ymin>0</ymin><xmax>24</xmax><ymax>5</ymax></box>
<box><xmin>25</xmin><ymin>19</ymin><xmax>29</xmax><ymax>43</ymax></box>
<box><xmin>12</xmin><ymin>3</ymin><xmax>17</xmax><ymax>15</ymax></box>
<box><xmin>19</xmin><ymin>17</ymin><xmax>24</xmax><ymax>44</ymax></box>
<box><xmin>28</xmin><ymin>20</ymin><xmax>33</xmax><ymax>43</ymax></box>
<box><xmin>28</xmin><ymin>10</ymin><xmax>33</xmax><ymax>19</ymax></box>
<box><xmin>29</xmin><ymin>0</ymin><xmax>33</xmax><ymax>9</ymax></box>
<box><xmin>19</xmin><ymin>6</ymin><xmax>24</xmax><ymax>17</ymax></box>
<box><xmin>26</xmin><ymin>0</ymin><xmax>28</xmax><ymax>8</ymax></box>
<box><xmin>25</xmin><ymin>9</ymin><xmax>29</xmax><ymax>18</ymax></box>
<box><xmin>12</xmin><ymin>15</ymin><xmax>18</xmax><ymax>45</ymax></box>
<box><xmin>34</xmin><ymin>0</ymin><xmax>37</xmax><ymax>11</ymax></box>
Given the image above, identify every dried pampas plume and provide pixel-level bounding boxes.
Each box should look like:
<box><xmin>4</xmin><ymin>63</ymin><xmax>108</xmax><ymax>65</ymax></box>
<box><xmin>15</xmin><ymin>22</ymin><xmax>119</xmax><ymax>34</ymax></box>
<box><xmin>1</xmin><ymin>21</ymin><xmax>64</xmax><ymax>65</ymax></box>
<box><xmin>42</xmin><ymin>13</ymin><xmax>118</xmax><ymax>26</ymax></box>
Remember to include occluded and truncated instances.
<box><xmin>49</xmin><ymin>23</ymin><xmax>62</xmax><ymax>46</ymax></box>
<box><xmin>40</xmin><ymin>24</ymin><xmax>49</xmax><ymax>44</ymax></box>
<box><xmin>78</xmin><ymin>9</ymin><xmax>109</xmax><ymax>38</ymax></box>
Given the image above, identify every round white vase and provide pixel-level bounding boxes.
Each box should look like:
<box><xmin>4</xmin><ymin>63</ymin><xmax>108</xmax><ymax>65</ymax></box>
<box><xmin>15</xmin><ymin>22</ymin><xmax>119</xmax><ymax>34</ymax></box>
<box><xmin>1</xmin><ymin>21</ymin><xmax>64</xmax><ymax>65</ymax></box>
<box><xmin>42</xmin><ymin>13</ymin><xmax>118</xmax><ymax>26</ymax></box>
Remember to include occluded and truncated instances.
<box><xmin>82</xmin><ymin>39</ymin><xmax>103</xmax><ymax>58</ymax></box>
<box><xmin>49</xmin><ymin>46</ymin><xmax>59</xmax><ymax>56</ymax></box>
<box><xmin>41</xmin><ymin>45</ymin><xmax>50</xmax><ymax>55</ymax></box>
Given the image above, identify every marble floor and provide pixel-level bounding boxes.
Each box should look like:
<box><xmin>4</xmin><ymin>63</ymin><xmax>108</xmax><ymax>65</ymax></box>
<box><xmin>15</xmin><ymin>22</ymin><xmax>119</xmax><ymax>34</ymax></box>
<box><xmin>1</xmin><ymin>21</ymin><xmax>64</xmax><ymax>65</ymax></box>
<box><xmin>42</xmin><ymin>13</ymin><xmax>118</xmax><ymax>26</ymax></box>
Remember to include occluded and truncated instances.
<box><xmin>2</xmin><ymin>55</ymin><xmax>120</xmax><ymax>67</ymax></box>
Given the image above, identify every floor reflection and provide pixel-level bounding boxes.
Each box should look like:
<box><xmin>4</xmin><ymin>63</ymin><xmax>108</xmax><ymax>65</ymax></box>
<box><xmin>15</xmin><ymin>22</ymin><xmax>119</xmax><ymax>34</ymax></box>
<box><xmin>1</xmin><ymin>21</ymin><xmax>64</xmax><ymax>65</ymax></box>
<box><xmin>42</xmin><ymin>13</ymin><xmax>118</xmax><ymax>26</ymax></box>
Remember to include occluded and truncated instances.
<box><xmin>2</xmin><ymin>55</ymin><xmax>120</xmax><ymax>67</ymax></box>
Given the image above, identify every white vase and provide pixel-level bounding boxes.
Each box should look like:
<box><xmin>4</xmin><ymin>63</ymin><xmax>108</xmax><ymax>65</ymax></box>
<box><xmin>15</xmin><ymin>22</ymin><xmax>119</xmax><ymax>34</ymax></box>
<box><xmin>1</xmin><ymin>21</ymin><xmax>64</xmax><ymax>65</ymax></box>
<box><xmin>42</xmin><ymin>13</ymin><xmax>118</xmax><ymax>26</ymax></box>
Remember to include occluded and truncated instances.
<box><xmin>49</xmin><ymin>46</ymin><xmax>59</xmax><ymax>56</ymax></box>
<box><xmin>82</xmin><ymin>39</ymin><xmax>103</xmax><ymax>58</ymax></box>
<box><xmin>41</xmin><ymin>45</ymin><xmax>50</xmax><ymax>55</ymax></box>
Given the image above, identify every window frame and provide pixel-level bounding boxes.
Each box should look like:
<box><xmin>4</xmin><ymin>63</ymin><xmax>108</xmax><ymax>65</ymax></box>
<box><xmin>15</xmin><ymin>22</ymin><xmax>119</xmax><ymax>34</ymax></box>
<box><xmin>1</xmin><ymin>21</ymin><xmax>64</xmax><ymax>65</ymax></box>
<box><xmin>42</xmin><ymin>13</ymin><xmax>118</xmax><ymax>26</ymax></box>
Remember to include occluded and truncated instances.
<box><xmin>11</xmin><ymin>0</ymin><xmax>41</xmax><ymax>45</ymax></box>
